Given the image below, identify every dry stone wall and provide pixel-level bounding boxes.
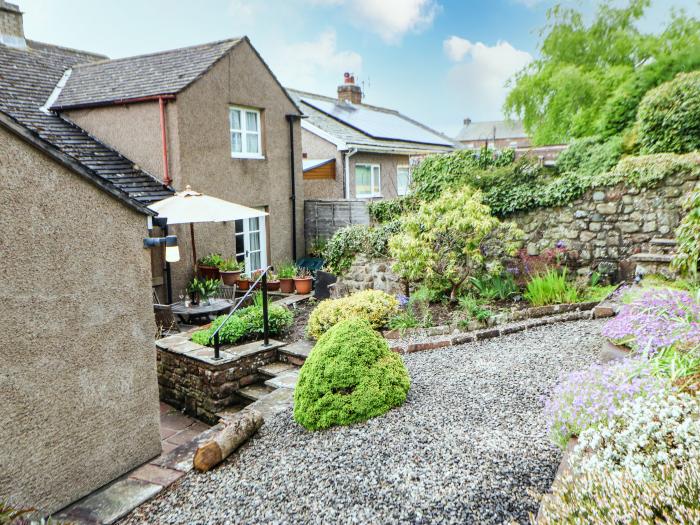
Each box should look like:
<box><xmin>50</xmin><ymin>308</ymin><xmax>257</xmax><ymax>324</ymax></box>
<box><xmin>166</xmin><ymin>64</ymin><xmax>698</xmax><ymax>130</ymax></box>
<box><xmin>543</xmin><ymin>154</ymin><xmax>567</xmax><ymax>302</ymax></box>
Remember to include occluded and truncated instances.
<box><xmin>511</xmin><ymin>171</ymin><xmax>699</xmax><ymax>275</ymax></box>
<box><xmin>333</xmin><ymin>255</ymin><xmax>405</xmax><ymax>296</ymax></box>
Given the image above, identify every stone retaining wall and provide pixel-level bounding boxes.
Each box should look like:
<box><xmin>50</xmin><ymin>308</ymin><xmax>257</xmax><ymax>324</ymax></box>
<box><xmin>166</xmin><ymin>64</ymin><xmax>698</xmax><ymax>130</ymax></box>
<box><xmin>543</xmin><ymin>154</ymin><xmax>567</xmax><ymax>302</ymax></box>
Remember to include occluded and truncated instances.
<box><xmin>512</xmin><ymin>172</ymin><xmax>699</xmax><ymax>275</ymax></box>
<box><xmin>156</xmin><ymin>334</ymin><xmax>279</xmax><ymax>424</ymax></box>
<box><xmin>332</xmin><ymin>255</ymin><xmax>405</xmax><ymax>296</ymax></box>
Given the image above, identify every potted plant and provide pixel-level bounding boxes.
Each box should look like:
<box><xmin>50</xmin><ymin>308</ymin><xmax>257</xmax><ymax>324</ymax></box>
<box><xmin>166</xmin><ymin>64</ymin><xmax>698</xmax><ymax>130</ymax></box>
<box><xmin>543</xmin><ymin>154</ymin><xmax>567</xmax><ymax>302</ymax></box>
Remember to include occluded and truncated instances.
<box><xmin>251</xmin><ymin>270</ymin><xmax>263</xmax><ymax>291</ymax></box>
<box><xmin>218</xmin><ymin>258</ymin><xmax>243</xmax><ymax>286</ymax></box>
<box><xmin>200</xmin><ymin>278</ymin><xmax>221</xmax><ymax>305</ymax></box>
<box><xmin>237</xmin><ymin>273</ymin><xmax>251</xmax><ymax>291</ymax></box>
<box><xmin>267</xmin><ymin>272</ymin><xmax>280</xmax><ymax>292</ymax></box>
<box><xmin>197</xmin><ymin>253</ymin><xmax>224</xmax><ymax>281</ymax></box>
<box><xmin>277</xmin><ymin>262</ymin><xmax>296</xmax><ymax>294</ymax></box>
<box><xmin>294</xmin><ymin>267</ymin><xmax>313</xmax><ymax>294</ymax></box>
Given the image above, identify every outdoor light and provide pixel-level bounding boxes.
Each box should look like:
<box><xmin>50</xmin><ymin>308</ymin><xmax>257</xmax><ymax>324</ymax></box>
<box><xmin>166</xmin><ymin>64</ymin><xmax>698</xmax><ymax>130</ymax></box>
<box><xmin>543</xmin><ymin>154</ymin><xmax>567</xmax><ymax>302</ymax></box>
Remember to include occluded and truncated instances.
<box><xmin>143</xmin><ymin>235</ymin><xmax>180</xmax><ymax>262</ymax></box>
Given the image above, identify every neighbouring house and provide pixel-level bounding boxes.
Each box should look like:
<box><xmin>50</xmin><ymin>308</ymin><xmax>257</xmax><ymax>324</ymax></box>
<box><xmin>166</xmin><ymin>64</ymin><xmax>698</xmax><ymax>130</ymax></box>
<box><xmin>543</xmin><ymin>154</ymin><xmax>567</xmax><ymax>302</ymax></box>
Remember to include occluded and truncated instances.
<box><xmin>456</xmin><ymin>118</ymin><xmax>531</xmax><ymax>149</ymax></box>
<box><xmin>288</xmin><ymin>74</ymin><xmax>456</xmax><ymax>202</ymax></box>
<box><xmin>0</xmin><ymin>1</ymin><xmax>167</xmax><ymax>513</ymax></box>
<box><xmin>48</xmin><ymin>36</ymin><xmax>304</xmax><ymax>295</ymax></box>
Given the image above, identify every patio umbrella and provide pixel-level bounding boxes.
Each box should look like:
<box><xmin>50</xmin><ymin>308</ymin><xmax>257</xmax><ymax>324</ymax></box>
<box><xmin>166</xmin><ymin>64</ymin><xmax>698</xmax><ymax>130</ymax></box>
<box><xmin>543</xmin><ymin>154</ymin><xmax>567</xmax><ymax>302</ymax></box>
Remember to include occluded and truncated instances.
<box><xmin>148</xmin><ymin>184</ymin><xmax>268</xmax><ymax>269</ymax></box>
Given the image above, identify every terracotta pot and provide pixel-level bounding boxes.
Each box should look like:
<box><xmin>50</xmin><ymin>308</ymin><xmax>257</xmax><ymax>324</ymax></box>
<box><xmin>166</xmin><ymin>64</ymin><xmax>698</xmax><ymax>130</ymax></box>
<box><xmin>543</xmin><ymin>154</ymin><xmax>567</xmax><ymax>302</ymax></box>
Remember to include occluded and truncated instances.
<box><xmin>267</xmin><ymin>280</ymin><xmax>280</xmax><ymax>292</ymax></box>
<box><xmin>237</xmin><ymin>279</ymin><xmax>251</xmax><ymax>291</ymax></box>
<box><xmin>294</xmin><ymin>277</ymin><xmax>313</xmax><ymax>295</ymax></box>
<box><xmin>279</xmin><ymin>277</ymin><xmax>295</xmax><ymax>294</ymax></box>
<box><xmin>220</xmin><ymin>270</ymin><xmax>241</xmax><ymax>286</ymax></box>
<box><xmin>198</xmin><ymin>265</ymin><xmax>220</xmax><ymax>281</ymax></box>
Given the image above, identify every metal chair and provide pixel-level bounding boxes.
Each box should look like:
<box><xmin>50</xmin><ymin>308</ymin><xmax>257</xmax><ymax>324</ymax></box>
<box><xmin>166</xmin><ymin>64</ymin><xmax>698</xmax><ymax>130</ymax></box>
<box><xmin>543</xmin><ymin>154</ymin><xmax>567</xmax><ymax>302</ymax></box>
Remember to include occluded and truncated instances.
<box><xmin>154</xmin><ymin>304</ymin><xmax>181</xmax><ymax>338</ymax></box>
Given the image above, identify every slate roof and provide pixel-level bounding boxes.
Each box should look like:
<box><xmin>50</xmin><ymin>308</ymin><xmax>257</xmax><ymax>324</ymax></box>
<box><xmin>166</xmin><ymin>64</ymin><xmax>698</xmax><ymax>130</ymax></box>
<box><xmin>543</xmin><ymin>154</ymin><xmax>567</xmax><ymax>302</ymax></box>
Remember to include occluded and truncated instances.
<box><xmin>51</xmin><ymin>39</ymin><xmax>242</xmax><ymax>110</ymax></box>
<box><xmin>456</xmin><ymin>119</ymin><xmax>528</xmax><ymax>142</ymax></box>
<box><xmin>287</xmin><ymin>89</ymin><xmax>457</xmax><ymax>155</ymax></box>
<box><xmin>0</xmin><ymin>41</ymin><xmax>172</xmax><ymax>205</ymax></box>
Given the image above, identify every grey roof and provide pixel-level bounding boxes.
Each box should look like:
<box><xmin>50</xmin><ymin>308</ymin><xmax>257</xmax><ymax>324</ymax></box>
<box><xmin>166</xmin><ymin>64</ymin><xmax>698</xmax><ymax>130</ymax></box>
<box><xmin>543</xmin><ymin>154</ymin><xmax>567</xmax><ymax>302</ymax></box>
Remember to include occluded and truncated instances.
<box><xmin>456</xmin><ymin>119</ymin><xmax>528</xmax><ymax>142</ymax></box>
<box><xmin>302</xmin><ymin>158</ymin><xmax>334</xmax><ymax>172</ymax></box>
<box><xmin>52</xmin><ymin>39</ymin><xmax>242</xmax><ymax>109</ymax></box>
<box><xmin>287</xmin><ymin>89</ymin><xmax>456</xmax><ymax>154</ymax></box>
<box><xmin>0</xmin><ymin>41</ymin><xmax>172</xmax><ymax>206</ymax></box>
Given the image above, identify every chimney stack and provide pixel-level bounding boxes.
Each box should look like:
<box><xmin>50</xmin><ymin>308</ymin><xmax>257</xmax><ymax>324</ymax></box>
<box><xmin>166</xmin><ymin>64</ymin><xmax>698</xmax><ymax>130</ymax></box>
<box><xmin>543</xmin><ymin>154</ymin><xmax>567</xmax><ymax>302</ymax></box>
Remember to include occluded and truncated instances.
<box><xmin>337</xmin><ymin>72</ymin><xmax>362</xmax><ymax>105</ymax></box>
<box><xmin>463</xmin><ymin>117</ymin><xmax>472</xmax><ymax>126</ymax></box>
<box><xmin>0</xmin><ymin>1</ymin><xmax>25</xmax><ymax>48</ymax></box>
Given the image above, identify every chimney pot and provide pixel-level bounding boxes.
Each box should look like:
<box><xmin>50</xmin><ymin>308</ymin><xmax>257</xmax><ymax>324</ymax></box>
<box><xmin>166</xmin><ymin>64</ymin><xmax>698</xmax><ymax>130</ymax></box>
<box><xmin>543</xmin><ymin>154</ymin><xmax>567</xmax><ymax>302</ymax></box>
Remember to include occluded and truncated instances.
<box><xmin>338</xmin><ymin>72</ymin><xmax>362</xmax><ymax>104</ymax></box>
<box><xmin>0</xmin><ymin>1</ymin><xmax>26</xmax><ymax>48</ymax></box>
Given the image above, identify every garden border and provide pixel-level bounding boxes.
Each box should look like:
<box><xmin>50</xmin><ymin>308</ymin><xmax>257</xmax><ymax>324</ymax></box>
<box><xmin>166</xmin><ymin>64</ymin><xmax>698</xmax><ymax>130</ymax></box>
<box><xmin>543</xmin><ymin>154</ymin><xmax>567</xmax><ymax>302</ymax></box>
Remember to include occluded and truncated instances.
<box><xmin>385</xmin><ymin>300</ymin><xmax>615</xmax><ymax>355</ymax></box>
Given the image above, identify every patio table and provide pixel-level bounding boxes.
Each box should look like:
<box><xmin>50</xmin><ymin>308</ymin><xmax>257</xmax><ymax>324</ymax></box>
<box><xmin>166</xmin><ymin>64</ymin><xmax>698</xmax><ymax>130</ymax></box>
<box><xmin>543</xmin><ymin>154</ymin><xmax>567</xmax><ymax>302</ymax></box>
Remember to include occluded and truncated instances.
<box><xmin>171</xmin><ymin>298</ymin><xmax>233</xmax><ymax>324</ymax></box>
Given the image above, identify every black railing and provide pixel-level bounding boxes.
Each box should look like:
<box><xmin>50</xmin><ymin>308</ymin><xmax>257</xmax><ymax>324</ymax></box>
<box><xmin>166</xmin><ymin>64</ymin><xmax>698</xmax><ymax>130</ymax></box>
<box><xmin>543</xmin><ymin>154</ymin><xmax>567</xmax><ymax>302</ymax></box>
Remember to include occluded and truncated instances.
<box><xmin>208</xmin><ymin>265</ymin><xmax>272</xmax><ymax>360</ymax></box>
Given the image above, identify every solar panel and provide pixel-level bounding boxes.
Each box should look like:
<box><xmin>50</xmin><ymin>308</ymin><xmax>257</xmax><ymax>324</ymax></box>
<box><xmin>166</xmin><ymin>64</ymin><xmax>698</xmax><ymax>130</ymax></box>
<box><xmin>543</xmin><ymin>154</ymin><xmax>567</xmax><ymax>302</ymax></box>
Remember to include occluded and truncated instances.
<box><xmin>301</xmin><ymin>97</ymin><xmax>452</xmax><ymax>147</ymax></box>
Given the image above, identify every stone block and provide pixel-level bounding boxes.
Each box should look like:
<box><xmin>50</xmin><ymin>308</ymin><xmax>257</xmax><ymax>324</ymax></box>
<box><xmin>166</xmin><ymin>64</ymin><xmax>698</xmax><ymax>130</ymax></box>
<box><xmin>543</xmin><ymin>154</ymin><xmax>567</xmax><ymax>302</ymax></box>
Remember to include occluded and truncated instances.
<box><xmin>592</xmin><ymin>191</ymin><xmax>606</xmax><ymax>202</ymax></box>
<box><xmin>618</xmin><ymin>222</ymin><xmax>640</xmax><ymax>233</ymax></box>
<box><xmin>596</xmin><ymin>202</ymin><xmax>618</xmax><ymax>215</ymax></box>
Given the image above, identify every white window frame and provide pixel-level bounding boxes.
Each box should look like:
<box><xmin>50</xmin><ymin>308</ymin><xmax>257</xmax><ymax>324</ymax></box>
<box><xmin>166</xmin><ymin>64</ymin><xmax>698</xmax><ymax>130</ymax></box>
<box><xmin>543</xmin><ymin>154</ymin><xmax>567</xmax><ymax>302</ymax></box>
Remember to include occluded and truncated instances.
<box><xmin>355</xmin><ymin>163</ymin><xmax>381</xmax><ymax>198</ymax></box>
<box><xmin>396</xmin><ymin>165</ymin><xmax>411</xmax><ymax>196</ymax></box>
<box><xmin>229</xmin><ymin>106</ymin><xmax>263</xmax><ymax>159</ymax></box>
<box><xmin>234</xmin><ymin>213</ymin><xmax>268</xmax><ymax>275</ymax></box>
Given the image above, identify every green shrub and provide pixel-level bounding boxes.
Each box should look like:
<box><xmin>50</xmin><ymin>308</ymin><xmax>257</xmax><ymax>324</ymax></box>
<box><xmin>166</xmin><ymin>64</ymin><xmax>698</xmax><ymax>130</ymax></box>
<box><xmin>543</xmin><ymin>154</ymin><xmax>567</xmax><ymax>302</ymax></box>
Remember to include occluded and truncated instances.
<box><xmin>556</xmin><ymin>136</ymin><xmax>623</xmax><ymax>178</ymax></box>
<box><xmin>637</xmin><ymin>71</ymin><xmax>700</xmax><ymax>154</ymax></box>
<box><xmin>191</xmin><ymin>304</ymin><xmax>293</xmax><ymax>346</ymax></box>
<box><xmin>673</xmin><ymin>187</ymin><xmax>700</xmax><ymax>278</ymax></box>
<box><xmin>306</xmin><ymin>290</ymin><xmax>399</xmax><ymax>339</ymax></box>
<box><xmin>368</xmin><ymin>196</ymin><xmax>416</xmax><ymax>224</ymax></box>
<box><xmin>469</xmin><ymin>273</ymin><xmax>518</xmax><ymax>301</ymax></box>
<box><xmin>600</xmin><ymin>152</ymin><xmax>700</xmax><ymax>188</ymax></box>
<box><xmin>322</xmin><ymin>221</ymin><xmax>401</xmax><ymax>275</ymax></box>
<box><xmin>458</xmin><ymin>295</ymin><xmax>492</xmax><ymax>323</ymax></box>
<box><xmin>524</xmin><ymin>269</ymin><xmax>579</xmax><ymax>306</ymax></box>
<box><xmin>293</xmin><ymin>318</ymin><xmax>410</xmax><ymax>431</ymax></box>
<box><xmin>389</xmin><ymin>188</ymin><xmax>522</xmax><ymax>301</ymax></box>
<box><xmin>597</xmin><ymin>49</ymin><xmax>700</xmax><ymax>139</ymax></box>
<box><xmin>539</xmin><ymin>462</ymin><xmax>700</xmax><ymax>524</ymax></box>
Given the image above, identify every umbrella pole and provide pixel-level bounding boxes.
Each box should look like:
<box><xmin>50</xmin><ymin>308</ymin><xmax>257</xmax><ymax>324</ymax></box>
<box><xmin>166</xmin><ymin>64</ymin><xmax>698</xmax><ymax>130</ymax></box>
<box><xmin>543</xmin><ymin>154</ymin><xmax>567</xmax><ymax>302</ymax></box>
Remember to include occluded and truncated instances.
<box><xmin>190</xmin><ymin>223</ymin><xmax>198</xmax><ymax>274</ymax></box>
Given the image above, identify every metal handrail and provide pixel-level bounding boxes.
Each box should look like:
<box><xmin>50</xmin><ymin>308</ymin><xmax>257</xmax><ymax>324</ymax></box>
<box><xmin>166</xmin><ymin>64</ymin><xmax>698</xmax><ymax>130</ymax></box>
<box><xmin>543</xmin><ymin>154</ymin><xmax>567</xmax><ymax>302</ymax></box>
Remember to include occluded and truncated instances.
<box><xmin>208</xmin><ymin>265</ymin><xmax>272</xmax><ymax>359</ymax></box>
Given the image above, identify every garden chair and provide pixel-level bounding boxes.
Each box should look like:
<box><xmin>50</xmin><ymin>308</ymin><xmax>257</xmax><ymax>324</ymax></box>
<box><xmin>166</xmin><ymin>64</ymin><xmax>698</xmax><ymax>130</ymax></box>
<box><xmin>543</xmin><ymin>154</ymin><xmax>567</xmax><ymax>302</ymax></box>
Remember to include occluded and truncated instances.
<box><xmin>154</xmin><ymin>304</ymin><xmax>181</xmax><ymax>338</ymax></box>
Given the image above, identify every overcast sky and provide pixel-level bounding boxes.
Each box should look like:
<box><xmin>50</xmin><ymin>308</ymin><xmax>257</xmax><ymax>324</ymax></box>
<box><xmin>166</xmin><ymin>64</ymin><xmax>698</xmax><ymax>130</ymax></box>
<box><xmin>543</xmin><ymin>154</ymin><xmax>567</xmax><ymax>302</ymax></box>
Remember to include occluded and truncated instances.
<box><xmin>18</xmin><ymin>0</ymin><xmax>700</xmax><ymax>136</ymax></box>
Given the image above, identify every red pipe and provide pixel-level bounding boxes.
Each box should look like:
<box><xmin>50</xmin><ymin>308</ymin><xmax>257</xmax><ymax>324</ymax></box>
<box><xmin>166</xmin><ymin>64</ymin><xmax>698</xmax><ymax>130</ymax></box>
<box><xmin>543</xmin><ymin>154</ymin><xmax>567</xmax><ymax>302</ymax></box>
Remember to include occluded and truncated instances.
<box><xmin>158</xmin><ymin>96</ymin><xmax>172</xmax><ymax>186</ymax></box>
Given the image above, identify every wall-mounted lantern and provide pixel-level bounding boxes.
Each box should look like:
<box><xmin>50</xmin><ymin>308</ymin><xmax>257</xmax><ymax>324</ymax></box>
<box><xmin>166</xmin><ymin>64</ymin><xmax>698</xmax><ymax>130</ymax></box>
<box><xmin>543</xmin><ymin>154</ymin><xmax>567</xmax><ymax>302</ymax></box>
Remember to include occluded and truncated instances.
<box><xmin>144</xmin><ymin>235</ymin><xmax>180</xmax><ymax>262</ymax></box>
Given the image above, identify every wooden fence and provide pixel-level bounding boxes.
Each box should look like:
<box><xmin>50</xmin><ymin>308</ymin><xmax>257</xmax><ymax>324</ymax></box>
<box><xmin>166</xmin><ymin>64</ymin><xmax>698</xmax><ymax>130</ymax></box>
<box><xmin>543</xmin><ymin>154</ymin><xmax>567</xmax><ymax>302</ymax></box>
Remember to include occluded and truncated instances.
<box><xmin>304</xmin><ymin>199</ymin><xmax>370</xmax><ymax>253</ymax></box>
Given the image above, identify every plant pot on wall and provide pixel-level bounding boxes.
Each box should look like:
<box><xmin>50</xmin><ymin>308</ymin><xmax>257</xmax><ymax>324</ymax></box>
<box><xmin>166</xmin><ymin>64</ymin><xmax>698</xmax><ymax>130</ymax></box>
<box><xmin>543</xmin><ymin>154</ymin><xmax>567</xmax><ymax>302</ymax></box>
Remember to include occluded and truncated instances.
<box><xmin>294</xmin><ymin>277</ymin><xmax>313</xmax><ymax>295</ymax></box>
<box><xmin>220</xmin><ymin>271</ymin><xmax>241</xmax><ymax>286</ymax></box>
<box><xmin>198</xmin><ymin>265</ymin><xmax>220</xmax><ymax>281</ymax></box>
<box><xmin>279</xmin><ymin>278</ymin><xmax>295</xmax><ymax>294</ymax></box>
<box><xmin>237</xmin><ymin>278</ymin><xmax>251</xmax><ymax>291</ymax></box>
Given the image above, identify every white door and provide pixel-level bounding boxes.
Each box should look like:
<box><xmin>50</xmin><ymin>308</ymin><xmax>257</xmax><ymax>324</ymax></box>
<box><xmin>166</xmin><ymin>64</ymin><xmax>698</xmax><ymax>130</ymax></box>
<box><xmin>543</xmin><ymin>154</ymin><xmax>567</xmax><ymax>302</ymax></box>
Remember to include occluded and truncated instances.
<box><xmin>234</xmin><ymin>215</ymin><xmax>267</xmax><ymax>275</ymax></box>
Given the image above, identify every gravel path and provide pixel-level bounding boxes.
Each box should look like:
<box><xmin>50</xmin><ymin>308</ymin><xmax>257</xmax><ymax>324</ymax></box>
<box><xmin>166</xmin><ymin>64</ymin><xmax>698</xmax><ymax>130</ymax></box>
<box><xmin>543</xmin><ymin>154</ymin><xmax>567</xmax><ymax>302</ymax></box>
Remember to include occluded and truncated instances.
<box><xmin>123</xmin><ymin>319</ymin><xmax>604</xmax><ymax>525</ymax></box>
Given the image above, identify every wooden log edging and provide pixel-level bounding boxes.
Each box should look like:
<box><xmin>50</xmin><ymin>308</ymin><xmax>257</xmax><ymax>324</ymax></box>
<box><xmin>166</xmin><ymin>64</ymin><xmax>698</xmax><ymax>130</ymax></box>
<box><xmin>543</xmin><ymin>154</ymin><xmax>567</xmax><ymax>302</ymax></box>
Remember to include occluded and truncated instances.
<box><xmin>193</xmin><ymin>409</ymin><xmax>263</xmax><ymax>472</ymax></box>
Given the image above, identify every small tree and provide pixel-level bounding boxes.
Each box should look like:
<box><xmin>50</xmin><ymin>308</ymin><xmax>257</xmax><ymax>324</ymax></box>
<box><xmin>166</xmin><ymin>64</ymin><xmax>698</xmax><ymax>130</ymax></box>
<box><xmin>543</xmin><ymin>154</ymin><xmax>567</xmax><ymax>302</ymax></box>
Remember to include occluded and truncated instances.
<box><xmin>389</xmin><ymin>188</ymin><xmax>522</xmax><ymax>302</ymax></box>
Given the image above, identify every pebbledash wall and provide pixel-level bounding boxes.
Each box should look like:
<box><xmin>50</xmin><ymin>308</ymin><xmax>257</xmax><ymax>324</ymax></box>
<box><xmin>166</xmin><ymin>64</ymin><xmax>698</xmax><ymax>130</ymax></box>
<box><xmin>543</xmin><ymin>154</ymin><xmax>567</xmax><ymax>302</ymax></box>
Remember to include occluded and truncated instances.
<box><xmin>511</xmin><ymin>170</ymin><xmax>699</xmax><ymax>275</ymax></box>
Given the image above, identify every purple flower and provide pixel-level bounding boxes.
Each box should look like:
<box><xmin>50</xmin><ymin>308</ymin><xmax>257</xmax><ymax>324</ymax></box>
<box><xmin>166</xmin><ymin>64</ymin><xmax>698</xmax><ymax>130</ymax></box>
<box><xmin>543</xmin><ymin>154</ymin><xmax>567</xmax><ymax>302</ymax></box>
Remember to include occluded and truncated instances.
<box><xmin>396</xmin><ymin>294</ymin><xmax>409</xmax><ymax>307</ymax></box>
<box><xmin>555</xmin><ymin>240</ymin><xmax>566</xmax><ymax>249</ymax></box>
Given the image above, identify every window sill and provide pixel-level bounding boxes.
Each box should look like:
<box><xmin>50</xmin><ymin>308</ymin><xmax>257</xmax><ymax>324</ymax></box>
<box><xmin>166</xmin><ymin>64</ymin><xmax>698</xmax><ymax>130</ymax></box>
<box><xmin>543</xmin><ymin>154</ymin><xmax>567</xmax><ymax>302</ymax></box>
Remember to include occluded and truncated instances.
<box><xmin>356</xmin><ymin>194</ymin><xmax>383</xmax><ymax>199</ymax></box>
<box><xmin>231</xmin><ymin>154</ymin><xmax>266</xmax><ymax>160</ymax></box>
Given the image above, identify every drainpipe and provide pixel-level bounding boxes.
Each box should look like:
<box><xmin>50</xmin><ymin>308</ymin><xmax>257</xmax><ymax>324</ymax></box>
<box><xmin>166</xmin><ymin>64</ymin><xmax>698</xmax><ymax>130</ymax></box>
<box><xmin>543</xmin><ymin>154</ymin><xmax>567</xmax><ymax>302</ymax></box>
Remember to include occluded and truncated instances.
<box><xmin>344</xmin><ymin>147</ymin><xmax>358</xmax><ymax>199</ymax></box>
<box><xmin>158</xmin><ymin>96</ymin><xmax>172</xmax><ymax>186</ymax></box>
<box><xmin>286</xmin><ymin>114</ymin><xmax>300</xmax><ymax>261</ymax></box>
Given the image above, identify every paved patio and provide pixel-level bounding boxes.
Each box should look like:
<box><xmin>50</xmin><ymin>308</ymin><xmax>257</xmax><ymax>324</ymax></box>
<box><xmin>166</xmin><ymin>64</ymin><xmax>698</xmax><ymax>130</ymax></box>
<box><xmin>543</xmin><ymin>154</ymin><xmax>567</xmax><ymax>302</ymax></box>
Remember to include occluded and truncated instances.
<box><xmin>53</xmin><ymin>403</ymin><xmax>210</xmax><ymax>525</ymax></box>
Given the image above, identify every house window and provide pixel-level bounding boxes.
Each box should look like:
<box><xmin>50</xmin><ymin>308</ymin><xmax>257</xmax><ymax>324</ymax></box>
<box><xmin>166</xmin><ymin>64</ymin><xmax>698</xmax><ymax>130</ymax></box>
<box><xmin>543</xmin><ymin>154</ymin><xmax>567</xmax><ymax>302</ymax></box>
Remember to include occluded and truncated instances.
<box><xmin>229</xmin><ymin>106</ymin><xmax>262</xmax><ymax>159</ymax></box>
<box><xmin>397</xmin><ymin>166</ymin><xmax>411</xmax><ymax>196</ymax></box>
<box><xmin>355</xmin><ymin>164</ymin><xmax>381</xmax><ymax>198</ymax></box>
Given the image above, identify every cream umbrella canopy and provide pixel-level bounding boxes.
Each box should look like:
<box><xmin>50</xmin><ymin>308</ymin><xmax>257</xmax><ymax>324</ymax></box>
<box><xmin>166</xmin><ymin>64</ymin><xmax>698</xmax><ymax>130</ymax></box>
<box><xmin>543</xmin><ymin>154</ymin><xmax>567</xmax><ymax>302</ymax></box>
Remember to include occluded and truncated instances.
<box><xmin>148</xmin><ymin>185</ymin><xmax>268</xmax><ymax>268</ymax></box>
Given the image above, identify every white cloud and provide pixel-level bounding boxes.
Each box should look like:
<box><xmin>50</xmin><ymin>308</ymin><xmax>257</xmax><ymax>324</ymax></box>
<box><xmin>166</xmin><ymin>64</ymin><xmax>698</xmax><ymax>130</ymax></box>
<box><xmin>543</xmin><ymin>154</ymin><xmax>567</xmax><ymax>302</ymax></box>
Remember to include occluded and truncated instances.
<box><xmin>443</xmin><ymin>37</ymin><xmax>532</xmax><ymax>120</ymax></box>
<box><xmin>443</xmin><ymin>35</ymin><xmax>471</xmax><ymax>62</ymax></box>
<box><xmin>271</xmin><ymin>29</ymin><xmax>363</xmax><ymax>92</ymax></box>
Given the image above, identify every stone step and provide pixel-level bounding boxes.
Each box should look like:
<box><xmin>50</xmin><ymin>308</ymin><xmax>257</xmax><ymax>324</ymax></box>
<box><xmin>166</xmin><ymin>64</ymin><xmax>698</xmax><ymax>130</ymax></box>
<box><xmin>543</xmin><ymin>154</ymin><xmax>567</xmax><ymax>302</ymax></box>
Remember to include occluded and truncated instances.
<box><xmin>278</xmin><ymin>340</ymin><xmax>314</xmax><ymax>366</ymax></box>
<box><xmin>258</xmin><ymin>361</ymin><xmax>298</xmax><ymax>378</ymax></box>
<box><xmin>244</xmin><ymin>387</ymin><xmax>294</xmax><ymax>421</ymax></box>
<box><xmin>264</xmin><ymin>369</ymin><xmax>300</xmax><ymax>390</ymax></box>
<box><xmin>274</xmin><ymin>294</ymin><xmax>311</xmax><ymax>308</ymax></box>
<box><xmin>630</xmin><ymin>253</ymin><xmax>674</xmax><ymax>263</ymax></box>
<box><xmin>650</xmin><ymin>237</ymin><xmax>677</xmax><ymax>246</ymax></box>
<box><xmin>237</xmin><ymin>384</ymin><xmax>274</xmax><ymax>402</ymax></box>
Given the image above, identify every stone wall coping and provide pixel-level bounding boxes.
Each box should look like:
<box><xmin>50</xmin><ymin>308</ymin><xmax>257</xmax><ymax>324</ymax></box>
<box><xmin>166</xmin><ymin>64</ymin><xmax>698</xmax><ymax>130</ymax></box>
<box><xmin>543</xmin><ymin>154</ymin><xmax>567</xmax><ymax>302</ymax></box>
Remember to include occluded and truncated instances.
<box><xmin>156</xmin><ymin>335</ymin><xmax>286</xmax><ymax>370</ymax></box>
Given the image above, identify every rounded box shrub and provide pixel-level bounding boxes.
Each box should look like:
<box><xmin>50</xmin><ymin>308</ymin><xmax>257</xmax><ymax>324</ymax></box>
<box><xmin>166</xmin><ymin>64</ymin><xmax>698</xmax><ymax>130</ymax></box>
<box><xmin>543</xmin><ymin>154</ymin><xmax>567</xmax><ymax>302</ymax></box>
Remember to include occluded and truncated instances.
<box><xmin>637</xmin><ymin>71</ymin><xmax>700</xmax><ymax>154</ymax></box>
<box><xmin>294</xmin><ymin>318</ymin><xmax>410</xmax><ymax>431</ymax></box>
<box><xmin>306</xmin><ymin>289</ymin><xmax>399</xmax><ymax>339</ymax></box>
